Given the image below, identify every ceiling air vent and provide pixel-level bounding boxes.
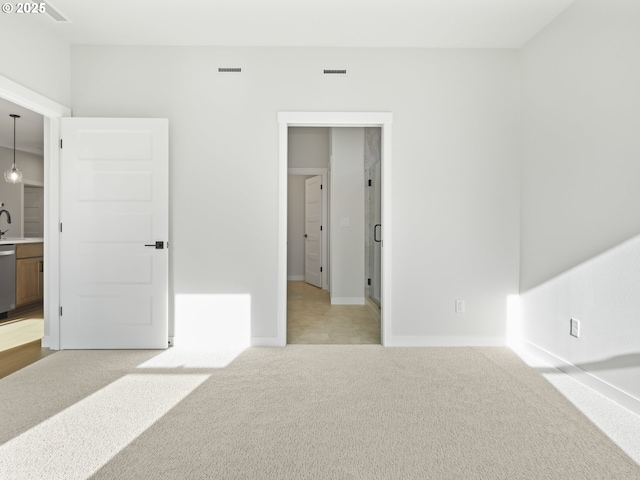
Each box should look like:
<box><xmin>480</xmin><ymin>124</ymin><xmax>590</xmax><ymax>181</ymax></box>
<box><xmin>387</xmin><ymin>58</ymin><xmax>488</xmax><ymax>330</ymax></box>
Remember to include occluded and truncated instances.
<box><xmin>218</xmin><ymin>68</ymin><xmax>242</xmax><ymax>73</ymax></box>
<box><xmin>43</xmin><ymin>1</ymin><xmax>71</xmax><ymax>22</ymax></box>
<box><xmin>323</xmin><ymin>69</ymin><xmax>347</xmax><ymax>75</ymax></box>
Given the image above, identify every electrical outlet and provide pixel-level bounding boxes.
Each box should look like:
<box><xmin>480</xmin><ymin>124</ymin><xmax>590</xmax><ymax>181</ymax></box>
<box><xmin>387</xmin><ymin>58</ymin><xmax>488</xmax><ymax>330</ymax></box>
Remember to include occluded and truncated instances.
<box><xmin>570</xmin><ymin>318</ymin><xmax>580</xmax><ymax>338</ymax></box>
<box><xmin>455</xmin><ymin>299</ymin><xmax>465</xmax><ymax>313</ymax></box>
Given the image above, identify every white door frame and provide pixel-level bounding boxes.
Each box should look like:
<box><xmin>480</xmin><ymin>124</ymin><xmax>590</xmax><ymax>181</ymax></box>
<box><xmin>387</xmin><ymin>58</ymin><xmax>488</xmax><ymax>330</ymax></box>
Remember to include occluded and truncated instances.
<box><xmin>0</xmin><ymin>74</ymin><xmax>71</xmax><ymax>350</ymax></box>
<box><xmin>288</xmin><ymin>168</ymin><xmax>328</xmax><ymax>290</ymax></box>
<box><xmin>278</xmin><ymin>112</ymin><xmax>393</xmax><ymax>347</ymax></box>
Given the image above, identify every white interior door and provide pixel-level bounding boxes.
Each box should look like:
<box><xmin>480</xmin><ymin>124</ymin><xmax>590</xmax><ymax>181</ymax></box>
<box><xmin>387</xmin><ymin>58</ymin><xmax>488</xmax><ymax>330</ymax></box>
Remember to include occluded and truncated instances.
<box><xmin>60</xmin><ymin>118</ymin><xmax>169</xmax><ymax>349</ymax></box>
<box><xmin>304</xmin><ymin>175</ymin><xmax>322</xmax><ymax>288</ymax></box>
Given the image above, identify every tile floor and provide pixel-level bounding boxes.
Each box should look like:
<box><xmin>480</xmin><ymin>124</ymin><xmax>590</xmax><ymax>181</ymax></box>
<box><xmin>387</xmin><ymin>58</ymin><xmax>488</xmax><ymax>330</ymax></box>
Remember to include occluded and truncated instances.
<box><xmin>287</xmin><ymin>281</ymin><xmax>381</xmax><ymax>344</ymax></box>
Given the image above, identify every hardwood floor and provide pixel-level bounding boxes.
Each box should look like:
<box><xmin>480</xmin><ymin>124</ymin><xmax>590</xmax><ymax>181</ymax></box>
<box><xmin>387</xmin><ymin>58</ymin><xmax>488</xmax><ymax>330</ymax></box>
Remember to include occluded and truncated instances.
<box><xmin>0</xmin><ymin>307</ymin><xmax>55</xmax><ymax>379</ymax></box>
<box><xmin>0</xmin><ymin>340</ymin><xmax>55</xmax><ymax>379</ymax></box>
<box><xmin>287</xmin><ymin>281</ymin><xmax>381</xmax><ymax>344</ymax></box>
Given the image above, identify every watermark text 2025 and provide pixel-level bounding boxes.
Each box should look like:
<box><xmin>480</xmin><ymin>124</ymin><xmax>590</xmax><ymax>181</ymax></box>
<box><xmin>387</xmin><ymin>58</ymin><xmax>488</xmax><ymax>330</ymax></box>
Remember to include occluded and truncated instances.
<box><xmin>2</xmin><ymin>3</ymin><xmax>47</xmax><ymax>14</ymax></box>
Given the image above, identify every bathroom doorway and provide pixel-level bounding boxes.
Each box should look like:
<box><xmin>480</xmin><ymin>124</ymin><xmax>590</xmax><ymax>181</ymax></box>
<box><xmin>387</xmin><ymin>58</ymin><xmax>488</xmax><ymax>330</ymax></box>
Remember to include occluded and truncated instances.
<box><xmin>286</xmin><ymin>125</ymin><xmax>384</xmax><ymax>344</ymax></box>
<box><xmin>278</xmin><ymin>112</ymin><xmax>393</xmax><ymax>347</ymax></box>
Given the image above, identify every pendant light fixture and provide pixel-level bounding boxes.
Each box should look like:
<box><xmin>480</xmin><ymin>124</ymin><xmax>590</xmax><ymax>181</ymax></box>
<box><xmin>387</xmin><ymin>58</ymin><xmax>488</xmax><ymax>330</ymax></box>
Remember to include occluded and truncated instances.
<box><xmin>4</xmin><ymin>114</ymin><xmax>23</xmax><ymax>184</ymax></box>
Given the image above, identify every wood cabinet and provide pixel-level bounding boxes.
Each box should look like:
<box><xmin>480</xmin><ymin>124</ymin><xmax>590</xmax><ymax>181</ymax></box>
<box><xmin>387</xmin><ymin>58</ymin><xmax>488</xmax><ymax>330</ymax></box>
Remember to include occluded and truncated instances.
<box><xmin>16</xmin><ymin>243</ymin><xmax>43</xmax><ymax>307</ymax></box>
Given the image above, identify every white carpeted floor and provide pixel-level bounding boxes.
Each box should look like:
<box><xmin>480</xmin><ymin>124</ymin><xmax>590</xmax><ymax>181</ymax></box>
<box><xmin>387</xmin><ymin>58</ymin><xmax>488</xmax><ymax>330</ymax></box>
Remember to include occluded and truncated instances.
<box><xmin>0</xmin><ymin>346</ymin><xmax>639</xmax><ymax>479</ymax></box>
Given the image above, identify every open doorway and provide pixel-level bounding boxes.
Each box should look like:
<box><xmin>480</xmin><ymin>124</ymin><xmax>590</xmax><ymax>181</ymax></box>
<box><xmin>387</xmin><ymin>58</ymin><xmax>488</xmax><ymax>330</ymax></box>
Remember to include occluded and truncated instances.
<box><xmin>0</xmin><ymin>74</ymin><xmax>70</xmax><ymax>353</ymax></box>
<box><xmin>288</xmin><ymin>174</ymin><xmax>326</xmax><ymax>286</ymax></box>
<box><xmin>278</xmin><ymin>112</ymin><xmax>393</xmax><ymax>347</ymax></box>
<box><xmin>285</xmin><ymin>125</ymin><xmax>385</xmax><ymax>345</ymax></box>
<box><xmin>0</xmin><ymin>99</ymin><xmax>45</xmax><ymax>320</ymax></box>
<box><xmin>0</xmin><ymin>96</ymin><xmax>54</xmax><ymax>375</ymax></box>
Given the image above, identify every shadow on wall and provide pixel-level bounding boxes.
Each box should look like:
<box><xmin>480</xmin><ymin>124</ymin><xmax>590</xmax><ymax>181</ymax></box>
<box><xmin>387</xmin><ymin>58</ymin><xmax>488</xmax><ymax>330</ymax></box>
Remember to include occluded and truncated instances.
<box><xmin>520</xmin><ymin>233</ymin><xmax>640</xmax><ymax>296</ymax></box>
<box><xmin>537</xmin><ymin>354</ymin><xmax>640</xmax><ymax>373</ymax></box>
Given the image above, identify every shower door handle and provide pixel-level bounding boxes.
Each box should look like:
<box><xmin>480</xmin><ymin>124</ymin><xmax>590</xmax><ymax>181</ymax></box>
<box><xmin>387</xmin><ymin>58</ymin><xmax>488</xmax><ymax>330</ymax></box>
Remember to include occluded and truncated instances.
<box><xmin>374</xmin><ymin>224</ymin><xmax>382</xmax><ymax>243</ymax></box>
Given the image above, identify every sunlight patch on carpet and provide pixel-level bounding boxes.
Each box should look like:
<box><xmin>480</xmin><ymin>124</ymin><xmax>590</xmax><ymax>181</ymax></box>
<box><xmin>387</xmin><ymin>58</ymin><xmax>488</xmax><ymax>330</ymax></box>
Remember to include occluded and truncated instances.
<box><xmin>136</xmin><ymin>346</ymin><xmax>247</xmax><ymax>369</ymax></box>
<box><xmin>0</xmin><ymin>373</ymin><xmax>209</xmax><ymax>480</ymax></box>
<box><xmin>512</xmin><ymin>345</ymin><xmax>640</xmax><ymax>465</ymax></box>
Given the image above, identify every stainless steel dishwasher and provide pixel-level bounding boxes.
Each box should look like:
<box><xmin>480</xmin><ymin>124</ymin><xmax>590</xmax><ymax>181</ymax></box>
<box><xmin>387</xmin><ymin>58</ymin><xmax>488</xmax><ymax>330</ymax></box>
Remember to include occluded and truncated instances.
<box><xmin>0</xmin><ymin>244</ymin><xmax>16</xmax><ymax>314</ymax></box>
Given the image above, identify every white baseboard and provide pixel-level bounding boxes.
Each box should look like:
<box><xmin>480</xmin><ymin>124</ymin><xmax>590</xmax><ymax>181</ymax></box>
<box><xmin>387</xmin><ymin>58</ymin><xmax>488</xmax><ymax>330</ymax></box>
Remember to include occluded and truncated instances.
<box><xmin>287</xmin><ymin>275</ymin><xmax>304</xmax><ymax>281</ymax></box>
<box><xmin>41</xmin><ymin>335</ymin><xmax>52</xmax><ymax>348</ymax></box>
<box><xmin>251</xmin><ymin>336</ymin><xmax>284</xmax><ymax>347</ymax></box>
<box><xmin>385</xmin><ymin>336</ymin><xmax>506</xmax><ymax>347</ymax></box>
<box><xmin>330</xmin><ymin>297</ymin><xmax>365</xmax><ymax>305</ymax></box>
<box><xmin>522</xmin><ymin>340</ymin><xmax>640</xmax><ymax>417</ymax></box>
<box><xmin>252</xmin><ymin>335</ymin><xmax>507</xmax><ymax>348</ymax></box>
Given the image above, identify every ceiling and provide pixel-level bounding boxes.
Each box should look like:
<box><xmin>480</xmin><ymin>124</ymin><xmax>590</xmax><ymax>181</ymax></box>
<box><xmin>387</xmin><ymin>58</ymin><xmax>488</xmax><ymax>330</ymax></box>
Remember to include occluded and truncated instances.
<box><xmin>1</xmin><ymin>1</ymin><xmax>578</xmax><ymax>153</ymax></box>
<box><xmin>40</xmin><ymin>0</ymin><xmax>576</xmax><ymax>49</ymax></box>
<box><xmin>0</xmin><ymin>98</ymin><xmax>44</xmax><ymax>156</ymax></box>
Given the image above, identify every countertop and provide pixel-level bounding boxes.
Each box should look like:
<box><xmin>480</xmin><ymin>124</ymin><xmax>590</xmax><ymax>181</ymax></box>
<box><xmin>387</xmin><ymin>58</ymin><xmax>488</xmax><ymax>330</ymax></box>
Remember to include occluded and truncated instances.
<box><xmin>0</xmin><ymin>238</ymin><xmax>44</xmax><ymax>245</ymax></box>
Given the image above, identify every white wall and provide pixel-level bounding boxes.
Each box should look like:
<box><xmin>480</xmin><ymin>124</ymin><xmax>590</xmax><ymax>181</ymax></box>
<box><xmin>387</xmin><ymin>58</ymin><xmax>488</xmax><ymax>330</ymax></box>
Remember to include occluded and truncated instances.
<box><xmin>520</xmin><ymin>0</ymin><xmax>640</xmax><ymax>413</ymax></box>
<box><xmin>520</xmin><ymin>0</ymin><xmax>640</xmax><ymax>291</ymax></box>
<box><xmin>0</xmin><ymin>16</ymin><xmax>70</xmax><ymax>106</ymax></box>
<box><xmin>287</xmin><ymin>175</ymin><xmax>311</xmax><ymax>280</ymax></box>
<box><xmin>70</xmin><ymin>46</ymin><xmax>520</xmax><ymax>345</ymax></box>
<box><xmin>330</xmin><ymin>128</ymin><xmax>365</xmax><ymax>304</ymax></box>
<box><xmin>0</xmin><ymin>147</ymin><xmax>44</xmax><ymax>238</ymax></box>
<box><xmin>288</xmin><ymin>128</ymin><xmax>329</xmax><ymax>168</ymax></box>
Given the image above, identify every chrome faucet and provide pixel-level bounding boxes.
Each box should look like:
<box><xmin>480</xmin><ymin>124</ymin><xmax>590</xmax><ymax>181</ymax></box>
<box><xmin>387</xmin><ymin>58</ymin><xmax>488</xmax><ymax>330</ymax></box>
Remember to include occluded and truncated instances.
<box><xmin>0</xmin><ymin>208</ymin><xmax>11</xmax><ymax>238</ymax></box>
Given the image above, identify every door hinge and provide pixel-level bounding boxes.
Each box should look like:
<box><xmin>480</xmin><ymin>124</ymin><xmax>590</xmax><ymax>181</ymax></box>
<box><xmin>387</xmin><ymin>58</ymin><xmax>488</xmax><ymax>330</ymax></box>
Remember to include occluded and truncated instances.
<box><xmin>60</xmin><ymin>139</ymin><xmax>63</xmax><ymax>149</ymax></box>
<box><xmin>320</xmin><ymin>225</ymin><xmax>323</xmax><ymax>231</ymax></box>
<box><xmin>59</xmin><ymin>222</ymin><xmax>62</xmax><ymax>233</ymax></box>
<box><xmin>320</xmin><ymin>267</ymin><xmax>323</xmax><ymax>273</ymax></box>
<box><xmin>368</xmin><ymin>179</ymin><xmax>372</xmax><ymax>186</ymax></box>
<box><xmin>60</xmin><ymin>306</ymin><xmax>63</xmax><ymax>316</ymax></box>
<box><xmin>320</xmin><ymin>184</ymin><xmax>323</xmax><ymax>190</ymax></box>
<box><xmin>368</xmin><ymin>278</ymin><xmax>371</xmax><ymax>286</ymax></box>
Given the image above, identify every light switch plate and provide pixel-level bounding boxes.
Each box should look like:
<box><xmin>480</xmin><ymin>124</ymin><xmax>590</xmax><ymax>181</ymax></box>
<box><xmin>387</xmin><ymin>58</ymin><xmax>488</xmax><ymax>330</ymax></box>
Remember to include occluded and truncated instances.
<box><xmin>455</xmin><ymin>299</ymin><xmax>465</xmax><ymax>313</ymax></box>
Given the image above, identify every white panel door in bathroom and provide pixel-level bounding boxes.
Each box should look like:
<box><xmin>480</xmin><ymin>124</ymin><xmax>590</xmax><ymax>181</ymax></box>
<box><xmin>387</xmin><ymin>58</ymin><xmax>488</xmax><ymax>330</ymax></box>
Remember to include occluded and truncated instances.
<box><xmin>304</xmin><ymin>175</ymin><xmax>322</xmax><ymax>288</ymax></box>
<box><xmin>59</xmin><ymin>118</ymin><xmax>169</xmax><ymax>349</ymax></box>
